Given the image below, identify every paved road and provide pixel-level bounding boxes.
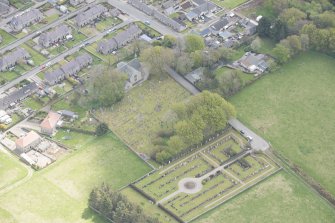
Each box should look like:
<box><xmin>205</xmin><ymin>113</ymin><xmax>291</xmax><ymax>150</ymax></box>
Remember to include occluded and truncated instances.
<box><xmin>0</xmin><ymin>3</ymin><xmax>95</xmax><ymax>54</ymax></box>
<box><xmin>165</xmin><ymin>66</ymin><xmax>201</xmax><ymax>95</ymax></box>
<box><xmin>229</xmin><ymin>118</ymin><xmax>270</xmax><ymax>151</ymax></box>
<box><xmin>108</xmin><ymin>0</ymin><xmax>181</xmax><ymax>37</ymax></box>
<box><xmin>0</xmin><ymin>20</ymin><xmax>132</xmax><ymax>93</ymax></box>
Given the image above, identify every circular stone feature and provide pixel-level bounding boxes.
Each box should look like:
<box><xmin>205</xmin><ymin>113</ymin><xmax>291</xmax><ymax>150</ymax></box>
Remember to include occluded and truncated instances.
<box><xmin>178</xmin><ymin>178</ymin><xmax>203</xmax><ymax>194</ymax></box>
<box><xmin>184</xmin><ymin>181</ymin><xmax>196</xmax><ymax>189</ymax></box>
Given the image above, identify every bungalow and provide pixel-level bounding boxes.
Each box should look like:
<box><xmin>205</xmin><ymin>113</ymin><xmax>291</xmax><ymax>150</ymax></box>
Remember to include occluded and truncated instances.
<box><xmin>97</xmin><ymin>24</ymin><xmax>142</xmax><ymax>55</ymax></box>
<box><xmin>186</xmin><ymin>2</ymin><xmax>217</xmax><ymax>21</ymax></box>
<box><xmin>0</xmin><ymin>48</ymin><xmax>31</xmax><ymax>72</ymax></box>
<box><xmin>57</xmin><ymin>110</ymin><xmax>78</xmax><ymax>119</ymax></box>
<box><xmin>0</xmin><ymin>82</ymin><xmax>38</xmax><ymax>109</ymax></box>
<box><xmin>218</xmin><ymin>30</ymin><xmax>234</xmax><ymax>40</ymax></box>
<box><xmin>239</xmin><ymin>52</ymin><xmax>268</xmax><ymax>73</ymax></box>
<box><xmin>10</xmin><ymin>9</ymin><xmax>44</xmax><ymax>32</ymax></box>
<box><xmin>38</xmin><ymin>25</ymin><xmax>72</xmax><ymax>48</ymax></box>
<box><xmin>0</xmin><ymin>0</ymin><xmax>10</xmax><ymax>15</ymax></box>
<box><xmin>210</xmin><ymin>17</ymin><xmax>229</xmax><ymax>34</ymax></box>
<box><xmin>128</xmin><ymin>0</ymin><xmax>153</xmax><ymax>16</ymax></box>
<box><xmin>15</xmin><ymin>131</ymin><xmax>41</xmax><ymax>153</ymax></box>
<box><xmin>240</xmin><ymin>18</ymin><xmax>258</xmax><ymax>35</ymax></box>
<box><xmin>75</xmin><ymin>4</ymin><xmax>108</xmax><ymax>27</ymax></box>
<box><xmin>40</xmin><ymin>111</ymin><xmax>61</xmax><ymax>136</ymax></box>
<box><xmin>185</xmin><ymin>67</ymin><xmax>204</xmax><ymax>84</ymax></box>
<box><xmin>117</xmin><ymin>58</ymin><xmax>146</xmax><ymax>90</ymax></box>
<box><xmin>69</xmin><ymin>0</ymin><xmax>85</xmax><ymax>6</ymax></box>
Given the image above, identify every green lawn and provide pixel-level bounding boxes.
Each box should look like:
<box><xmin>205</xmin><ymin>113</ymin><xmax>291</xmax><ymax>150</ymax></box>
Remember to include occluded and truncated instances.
<box><xmin>23</xmin><ymin>97</ymin><xmax>43</xmax><ymax>110</ymax></box>
<box><xmin>0</xmin><ymin>30</ymin><xmax>16</xmax><ymax>48</ymax></box>
<box><xmin>95</xmin><ymin>17</ymin><xmax>122</xmax><ymax>32</ymax></box>
<box><xmin>0</xmin><ymin>133</ymin><xmax>152</xmax><ymax>223</ymax></box>
<box><xmin>211</xmin><ymin>0</ymin><xmax>248</xmax><ymax>9</ymax></box>
<box><xmin>0</xmin><ymin>151</ymin><xmax>27</xmax><ymax>190</ymax></box>
<box><xmin>230</xmin><ymin>52</ymin><xmax>335</xmax><ymax>196</ymax></box>
<box><xmin>96</xmin><ymin>77</ymin><xmax>191</xmax><ymax>156</ymax></box>
<box><xmin>121</xmin><ymin>187</ymin><xmax>178</xmax><ymax>223</ymax></box>
<box><xmin>194</xmin><ymin>171</ymin><xmax>335</xmax><ymax>223</ymax></box>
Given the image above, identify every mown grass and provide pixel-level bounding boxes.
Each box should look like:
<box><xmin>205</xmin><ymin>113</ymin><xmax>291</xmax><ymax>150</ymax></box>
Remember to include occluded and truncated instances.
<box><xmin>0</xmin><ymin>151</ymin><xmax>27</xmax><ymax>190</ymax></box>
<box><xmin>0</xmin><ymin>30</ymin><xmax>16</xmax><ymax>48</ymax></box>
<box><xmin>230</xmin><ymin>52</ymin><xmax>335</xmax><ymax>195</ymax></box>
<box><xmin>194</xmin><ymin>171</ymin><xmax>335</xmax><ymax>223</ymax></box>
<box><xmin>211</xmin><ymin>0</ymin><xmax>248</xmax><ymax>9</ymax></box>
<box><xmin>0</xmin><ymin>133</ymin><xmax>151</xmax><ymax>223</ymax></box>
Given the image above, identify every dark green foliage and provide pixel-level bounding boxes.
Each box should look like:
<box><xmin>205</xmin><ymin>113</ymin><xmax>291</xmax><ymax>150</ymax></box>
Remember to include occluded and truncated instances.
<box><xmin>257</xmin><ymin>17</ymin><xmax>272</xmax><ymax>37</ymax></box>
<box><xmin>271</xmin><ymin>19</ymin><xmax>289</xmax><ymax>42</ymax></box>
<box><xmin>96</xmin><ymin>123</ymin><xmax>109</xmax><ymax>136</ymax></box>
<box><xmin>89</xmin><ymin>183</ymin><xmax>160</xmax><ymax>223</ymax></box>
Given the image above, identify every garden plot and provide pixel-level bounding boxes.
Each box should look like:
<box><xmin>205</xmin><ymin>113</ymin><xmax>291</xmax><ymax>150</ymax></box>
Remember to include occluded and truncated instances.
<box><xmin>133</xmin><ymin>131</ymin><xmax>281</xmax><ymax>222</ymax></box>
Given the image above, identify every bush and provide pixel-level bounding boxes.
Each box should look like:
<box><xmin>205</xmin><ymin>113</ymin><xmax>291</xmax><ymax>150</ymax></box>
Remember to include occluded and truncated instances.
<box><xmin>95</xmin><ymin>122</ymin><xmax>109</xmax><ymax>136</ymax></box>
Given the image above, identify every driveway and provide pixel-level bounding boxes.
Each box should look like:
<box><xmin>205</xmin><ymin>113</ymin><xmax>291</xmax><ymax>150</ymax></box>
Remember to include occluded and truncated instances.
<box><xmin>229</xmin><ymin>118</ymin><xmax>270</xmax><ymax>151</ymax></box>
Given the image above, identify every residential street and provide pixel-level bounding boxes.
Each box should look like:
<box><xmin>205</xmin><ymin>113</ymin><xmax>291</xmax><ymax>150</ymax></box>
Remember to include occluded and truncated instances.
<box><xmin>0</xmin><ymin>20</ymin><xmax>132</xmax><ymax>93</ymax></box>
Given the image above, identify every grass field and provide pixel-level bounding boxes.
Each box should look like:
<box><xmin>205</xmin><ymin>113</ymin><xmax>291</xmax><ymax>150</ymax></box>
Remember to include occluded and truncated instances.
<box><xmin>194</xmin><ymin>171</ymin><xmax>335</xmax><ymax>223</ymax></box>
<box><xmin>96</xmin><ymin>77</ymin><xmax>191</xmax><ymax>156</ymax></box>
<box><xmin>0</xmin><ymin>151</ymin><xmax>27</xmax><ymax>190</ymax></box>
<box><xmin>211</xmin><ymin>0</ymin><xmax>248</xmax><ymax>9</ymax></box>
<box><xmin>230</xmin><ymin>52</ymin><xmax>335</xmax><ymax>196</ymax></box>
<box><xmin>0</xmin><ymin>133</ymin><xmax>151</xmax><ymax>223</ymax></box>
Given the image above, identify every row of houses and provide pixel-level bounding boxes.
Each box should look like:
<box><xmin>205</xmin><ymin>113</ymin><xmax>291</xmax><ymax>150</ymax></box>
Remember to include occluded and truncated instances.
<box><xmin>0</xmin><ymin>0</ymin><xmax>10</xmax><ymax>15</ymax></box>
<box><xmin>45</xmin><ymin>53</ymin><xmax>93</xmax><ymax>85</ymax></box>
<box><xmin>0</xmin><ymin>48</ymin><xmax>31</xmax><ymax>72</ymax></box>
<box><xmin>75</xmin><ymin>4</ymin><xmax>108</xmax><ymax>27</ymax></box>
<box><xmin>128</xmin><ymin>0</ymin><xmax>186</xmax><ymax>31</ymax></box>
<box><xmin>0</xmin><ymin>82</ymin><xmax>38</xmax><ymax>110</ymax></box>
<box><xmin>9</xmin><ymin>8</ymin><xmax>44</xmax><ymax>32</ymax></box>
<box><xmin>38</xmin><ymin>25</ymin><xmax>72</xmax><ymax>48</ymax></box>
<box><xmin>97</xmin><ymin>24</ymin><xmax>142</xmax><ymax>55</ymax></box>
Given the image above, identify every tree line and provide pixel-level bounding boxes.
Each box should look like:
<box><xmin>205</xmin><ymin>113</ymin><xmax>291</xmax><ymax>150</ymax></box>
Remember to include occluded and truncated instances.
<box><xmin>89</xmin><ymin>183</ymin><xmax>160</xmax><ymax>223</ymax></box>
<box><xmin>257</xmin><ymin>0</ymin><xmax>335</xmax><ymax>63</ymax></box>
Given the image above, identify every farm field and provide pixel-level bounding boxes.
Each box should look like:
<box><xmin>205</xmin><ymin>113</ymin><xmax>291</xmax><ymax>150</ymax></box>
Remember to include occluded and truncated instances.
<box><xmin>0</xmin><ymin>151</ymin><xmax>27</xmax><ymax>190</ymax></box>
<box><xmin>96</xmin><ymin>77</ymin><xmax>191</xmax><ymax>156</ymax></box>
<box><xmin>0</xmin><ymin>133</ymin><xmax>151</xmax><ymax>223</ymax></box>
<box><xmin>230</xmin><ymin>52</ymin><xmax>335</xmax><ymax>195</ymax></box>
<box><xmin>194</xmin><ymin>171</ymin><xmax>335</xmax><ymax>223</ymax></box>
<box><xmin>133</xmin><ymin>131</ymin><xmax>280</xmax><ymax>222</ymax></box>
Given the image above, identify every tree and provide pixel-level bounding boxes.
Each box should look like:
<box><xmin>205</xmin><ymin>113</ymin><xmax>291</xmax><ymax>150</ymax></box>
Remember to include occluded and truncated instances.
<box><xmin>85</xmin><ymin>66</ymin><xmax>127</xmax><ymax>108</ymax></box>
<box><xmin>313</xmin><ymin>11</ymin><xmax>335</xmax><ymax>28</ymax></box>
<box><xmin>257</xmin><ymin>17</ymin><xmax>272</xmax><ymax>37</ymax></box>
<box><xmin>184</xmin><ymin>34</ymin><xmax>205</xmax><ymax>53</ymax></box>
<box><xmin>272</xmin><ymin>43</ymin><xmax>291</xmax><ymax>64</ymax></box>
<box><xmin>175</xmin><ymin>53</ymin><xmax>194</xmax><ymax>75</ymax></box>
<box><xmin>96</xmin><ymin>122</ymin><xmax>109</xmax><ymax>136</ymax></box>
<box><xmin>140</xmin><ymin>46</ymin><xmax>175</xmax><ymax>77</ymax></box>
<box><xmin>271</xmin><ymin>19</ymin><xmax>289</xmax><ymax>41</ymax></box>
<box><xmin>161</xmin><ymin>35</ymin><xmax>177</xmax><ymax>48</ymax></box>
<box><xmin>217</xmin><ymin>70</ymin><xmax>242</xmax><ymax>97</ymax></box>
<box><xmin>279</xmin><ymin>8</ymin><xmax>307</xmax><ymax>28</ymax></box>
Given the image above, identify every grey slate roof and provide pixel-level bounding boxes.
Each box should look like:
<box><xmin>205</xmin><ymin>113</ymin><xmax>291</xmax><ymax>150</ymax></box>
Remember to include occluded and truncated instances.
<box><xmin>211</xmin><ymin>17</ymin><xmax>229</xmax><ymax>31</ymax></box>
<box><xmin>0</xmin><ymin>48</ymin><xmax>30</xmax><ymax>71</ymax></box>
<box><xmin>186</xmin><ymin>2</ymin><xmax>217</xmax><ymax>20</ymax></box>
<box><xmin>0</xmin><ymin>82</ymin><xmax>38</xmax><ymax>109</ymax></box>
<box><xmin>153</xmin><ymin>11</ymin><xmax>186</xmax><ymax>31</ymax></box>
<box><xmin>44</xmin><ymin>53</ymin><xmax>92</xmax><ymax>85</ymax></box>
<box><xmin>75</xmin><ymin>4</ymin><xmax>108</xmax><ymax>27</ymax></box>
<box><xmin>0</xmin><ymin>0</ymin><xmax>10</xmax><ymax>15</ymax></box>
<box><xmin>128</xmin><ymin>0</ymin><xmax>154</xmax><ymax>15</ymax></box>
<box><xmin>38</xmin><ymin>25</ymin><xmax>71</xmax><ymax>48</ymax></box>
<box><xmin>10</xmin><ymin>9</ymin><xmax>44</xmax><ymax>31</ymax></box>
<box><xmin>69</xmin><ymin>0</ymin><xmax>85</xmax><ymax>6</ymax></box>
<box><xmin>97</xmin><ymin>24</ymin><xmax>142</xmax><ymax>55</ymax></box>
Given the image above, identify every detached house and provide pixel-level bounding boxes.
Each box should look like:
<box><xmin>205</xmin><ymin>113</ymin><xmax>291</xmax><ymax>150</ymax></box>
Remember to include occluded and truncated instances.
<box><xmin>40</xmin><ymin>111</ymin><xmax>61</xmax><ymax>136</ymax></box>
<box><xmin>117</xmin><ymin>58</ymin><xmax>146</xmax><ymax>90</ymax></box>
<box><xmin>0</xmin><ymin>48</ymin><xmax>30</xmax><ymax>72</ymax></box>
<box><xmin>10</xmin><ymin>9</ymin><xmax>44</xmax><ymax>32</ymax></box>
<box><xmin>239</xmin><ymin>52</ymin><xmax>268</xmax><ymax>73</ymax></box>
<box><xmin>97</xmin><ymin>24</ymin><xmax>142</xmax><ymax>55</ymax></box>
<box><xmin>15</xmin><ymin>131</ymin><xmax>41</xmax><ymax>153</ymax></box>
<box><xmin>75</xmin><ymin>4</ymin><xmax>108</xmax><ymax>27</ymax></box>
<box><xmin>38</xmin><ymin>25</ymin><xmax>72</xmax><ymax>48</ymax></box>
